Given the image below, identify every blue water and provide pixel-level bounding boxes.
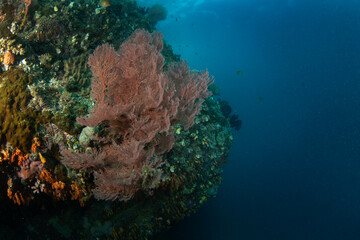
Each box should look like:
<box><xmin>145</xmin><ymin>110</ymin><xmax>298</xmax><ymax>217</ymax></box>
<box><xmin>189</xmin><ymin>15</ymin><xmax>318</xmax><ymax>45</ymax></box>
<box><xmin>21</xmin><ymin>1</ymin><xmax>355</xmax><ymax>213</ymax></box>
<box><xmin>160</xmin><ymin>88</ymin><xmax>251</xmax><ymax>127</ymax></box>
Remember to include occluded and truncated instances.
<box><xmin>137</xmin><ymin>0</ymin><xmax>360</xmax><ymax>239</ymax></box>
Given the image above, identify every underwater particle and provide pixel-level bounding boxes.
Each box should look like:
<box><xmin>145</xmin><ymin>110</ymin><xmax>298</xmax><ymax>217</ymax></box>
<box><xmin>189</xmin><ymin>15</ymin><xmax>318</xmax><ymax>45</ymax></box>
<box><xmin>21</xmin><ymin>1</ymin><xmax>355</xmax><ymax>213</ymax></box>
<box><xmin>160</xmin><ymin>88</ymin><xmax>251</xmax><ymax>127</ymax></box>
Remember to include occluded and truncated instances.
<box><xmin>3</xmin><ymin>51</ymin><xmax>14</xmax><ymax>66</ymax></box>
<box><xmin>99</xmin><ymin>0</ymin><xmax>111</xmax><ymax>8</ymax></box>
<box><xmin>236</xmin><ymin>70</ymin><xmax>242</xmax><ymax>76</ymax></box>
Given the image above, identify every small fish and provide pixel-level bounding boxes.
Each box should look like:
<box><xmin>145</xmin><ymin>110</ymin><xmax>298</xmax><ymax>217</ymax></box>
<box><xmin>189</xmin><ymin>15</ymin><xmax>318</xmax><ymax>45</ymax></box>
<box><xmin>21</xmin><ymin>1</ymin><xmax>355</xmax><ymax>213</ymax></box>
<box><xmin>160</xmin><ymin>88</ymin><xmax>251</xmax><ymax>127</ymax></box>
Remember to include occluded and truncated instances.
<box><xmin>236</xmin><ymin>70</ymin><xmax>242</xmax><ymax>76</ymax></box>
<box><xmin>258</xmin><ymin>97</ymin><xmax>264</xmax><ymax>102</ymax></box>
<box><xmin>99</xmin><ymin>0</ymin><xmax>111</xmax><ymax>8</ymax></box>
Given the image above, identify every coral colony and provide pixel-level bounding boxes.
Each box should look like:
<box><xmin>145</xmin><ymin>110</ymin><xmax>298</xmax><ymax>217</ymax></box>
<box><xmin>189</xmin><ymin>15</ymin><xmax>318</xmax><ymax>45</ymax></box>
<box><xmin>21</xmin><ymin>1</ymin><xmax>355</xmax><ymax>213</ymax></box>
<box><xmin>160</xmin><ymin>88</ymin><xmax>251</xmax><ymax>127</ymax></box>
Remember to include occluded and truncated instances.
<box><xmin>0</xmin><ymin>0</ymin><xmax>236</xmax><ymax>239</ymax></box>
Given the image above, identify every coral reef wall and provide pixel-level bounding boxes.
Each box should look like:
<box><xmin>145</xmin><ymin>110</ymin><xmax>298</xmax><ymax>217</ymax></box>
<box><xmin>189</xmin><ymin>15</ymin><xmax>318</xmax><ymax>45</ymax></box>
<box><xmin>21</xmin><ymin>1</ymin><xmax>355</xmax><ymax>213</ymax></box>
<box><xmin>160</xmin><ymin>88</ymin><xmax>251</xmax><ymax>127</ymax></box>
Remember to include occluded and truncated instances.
<box><xmin>0</xmin><ymin>0</ymin><xmax>235</xmax><ymax>239</ymax></box>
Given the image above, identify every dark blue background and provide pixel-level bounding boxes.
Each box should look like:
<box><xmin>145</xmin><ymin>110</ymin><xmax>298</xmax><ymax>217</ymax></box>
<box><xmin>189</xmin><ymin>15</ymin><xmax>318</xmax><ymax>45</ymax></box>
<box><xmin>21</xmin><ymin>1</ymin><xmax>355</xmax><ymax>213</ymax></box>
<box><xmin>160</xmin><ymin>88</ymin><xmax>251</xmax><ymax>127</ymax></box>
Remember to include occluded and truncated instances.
<box><xmin>155</xmin><ymin>0</ymin><xmax>360</xmax><ymax>239</ymax></box>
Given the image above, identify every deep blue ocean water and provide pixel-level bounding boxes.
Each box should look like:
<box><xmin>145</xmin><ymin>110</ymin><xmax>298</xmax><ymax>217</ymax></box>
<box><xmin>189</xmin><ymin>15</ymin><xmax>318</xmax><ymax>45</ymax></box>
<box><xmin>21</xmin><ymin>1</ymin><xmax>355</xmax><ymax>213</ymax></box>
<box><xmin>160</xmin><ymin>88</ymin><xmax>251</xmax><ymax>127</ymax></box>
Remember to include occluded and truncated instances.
<box><xmin>136</xmin><ymin>0</ymin><xmax>360</xmax><ymax>239</ymax></box>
